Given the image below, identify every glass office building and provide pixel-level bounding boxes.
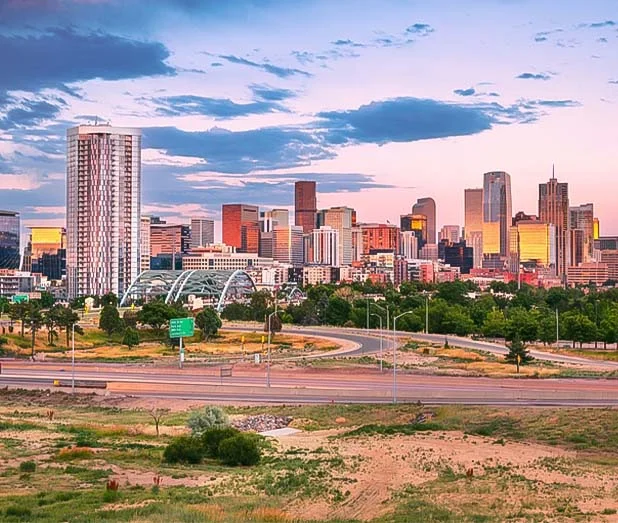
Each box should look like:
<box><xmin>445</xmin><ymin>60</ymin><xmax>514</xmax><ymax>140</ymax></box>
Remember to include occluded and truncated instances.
<box><xmin>0</xmin><ymin>210</ymin><xmax>20</xmax><ymax>270</ymax></box>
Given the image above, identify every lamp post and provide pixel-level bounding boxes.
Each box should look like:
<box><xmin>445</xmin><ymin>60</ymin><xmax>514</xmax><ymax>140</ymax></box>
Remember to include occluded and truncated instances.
<box><xmin>555</xmin><ymin>308</ymin><xmax>559</xmax><ymax>346</ymax></box>
<box><xmin>370</xmin><ymin>313</ymin><xmax>383</xmax><ymax>372</ymax></box>
<box><xmin>392</xmin><ymin>311</ymin><xmax>415</xmax><ymax>403</ymax></box>
<box><xmin>266</xmin><ymin>300</ymin><xmax>281</xmax><ymax>388</ymax></box>
<box><xmin>71</xmin><ymin>322</ymin><xmax>76</xmax><ymax>393</ymax></box>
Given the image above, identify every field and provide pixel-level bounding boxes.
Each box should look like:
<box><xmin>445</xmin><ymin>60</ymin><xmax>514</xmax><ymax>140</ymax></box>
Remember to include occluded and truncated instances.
<box><xmin>0</xmin><ymin>328</ymin><xmax>340</xmax><ymax>363</ymax></box>
<box><xmin>0</xmin><ymin>389</ymin><xmax>617</xmax><ymax>522</ymax></box>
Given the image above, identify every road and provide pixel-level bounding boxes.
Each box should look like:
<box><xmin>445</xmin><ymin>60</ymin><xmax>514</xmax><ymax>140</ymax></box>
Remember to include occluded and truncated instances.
<box><xmin>1</xmin><ymin>327</ymin><xmax>617</xmax><ymax>406</ymax></box>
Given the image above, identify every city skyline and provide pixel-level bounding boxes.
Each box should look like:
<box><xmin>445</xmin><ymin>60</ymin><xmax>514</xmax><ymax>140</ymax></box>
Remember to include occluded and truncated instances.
<box><xmin>0</xmin><ymin>0</ymin><xmax>617</xmax><ymax>240</ymax></box>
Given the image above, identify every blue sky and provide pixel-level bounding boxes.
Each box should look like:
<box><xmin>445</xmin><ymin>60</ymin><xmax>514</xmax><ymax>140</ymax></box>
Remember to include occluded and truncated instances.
<box><xmin>0</xmin><ymin>0</ymin><xmax>617</xmax><ymax>242</ymax></box>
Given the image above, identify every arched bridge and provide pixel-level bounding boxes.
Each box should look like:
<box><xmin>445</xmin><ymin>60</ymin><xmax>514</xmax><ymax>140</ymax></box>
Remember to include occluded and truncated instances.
<box><xmin>119</xmin><ymin>269</ymin><xmax>257</xmax><ymax>312</ymax></box>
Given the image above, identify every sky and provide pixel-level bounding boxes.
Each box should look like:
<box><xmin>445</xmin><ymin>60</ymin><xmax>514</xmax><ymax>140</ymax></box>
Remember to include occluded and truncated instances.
<box><xmin>0</xmin><ymin>0</ymin><xmax>617</xmax><ymax>244</ymax></box>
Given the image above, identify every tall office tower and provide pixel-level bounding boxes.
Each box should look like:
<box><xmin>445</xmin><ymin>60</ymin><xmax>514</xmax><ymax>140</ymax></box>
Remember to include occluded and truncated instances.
<box><xmin>221</xmin><ymin>204</ymin><xmax>259</xmax><ymax>251</ymax></box>
<box><xmin>412</xmin><ymin>197</ymin><xmax>436</xmax><ymax>244</ymax></box>
<box><xmin>444</xmin><ymin>242</ymin><xmax>474</xmax><ymax>274</ymax></box>
<box><xmin>400</xmin><ymin>214</ymin><xmax>428</xmax><ymax>247</ymax></box>
<box><xmin>419</xmin><ymin>243</ymin><xmax>438</xmax><ymax>262</ymax></box>
<box><xmin>482</xmin><ymin>171</ymin><xmax>512</xmax><ymax>261</ymax></box>
<box><xmin>464</xmin><ymin>188</ymin><xmax>483</xmax><ymax>268</ymax></box>
<box><xmin>351</xmin><ymin>227</ymin><xmax>363</xmax><ymax>262</ymax></box>
<box><xmin>509</xmin><ymin>222</ymin><xmax>556</xmax><ymax>273</ymax></box>
<box><xmin>317</xmin><ymin>206</ymin><xmax>354</xmax><ymax>265</ymax></box>
<box><xmin>294</xmin><ymin>181</ymin><xmax>317</xmax><ymax>233</ymax></box>
<box><xmin>240</xmin><ymin>222</ymin><xmax>260</xmax><ymax>254</ymax></box>
<box><xmin>260</xmin><ymin>209</ymin><xmax>289</xmax><ymax>233</ymax></box>
<box><xmin>259</xmin><ymin>232</ymin><xmax>274</xmax><ymax>259</ymax></box>
<box><xmin>273</xmin><ymin>226</ymin><xmax>304</xmax><ymax>266</ymax></box>
<box><xmin>66</xmin><ymin>125</ymin><xmax>141</xmax><ymax>298</ymax></box>
<box><xmin>190</xmin><ymin>218</ymin><xmax>215</xmax><ymax>248</ymax></box>
<box><xmin>139</xmin><ymin>217</ymin><xmax>151</xmax><ymax>272</ymax></box>
<box><xmin>569</xmin><ymin>229</ymin><xmax>585</xmax><ymax>266</ymax></box>
<box><xmin>0</xmin><ymin>210</ymin><xmax>20</xmax><ymax>269</ymax></box>
<box><xmin>24</xmin><ymin>227</ymin><xmax>66</xmax><ymax>280</ymax></box>
<box><xmin>440</xmin><ymin>225</ymin><xmax>460</xmax><ymax>244</ymax></box>
<box><xmin>569</xmin><ymin>203</ymin><xmax>594</xmax><ymax>261</ymax></box>
<box><xmin>360</xmin><ymin>223</ymin><xmax>400</xmax><ymax>254</ymax></box>
<box><xmin>593</xmin><ymin>218</ymin><xmax>600</xmax><ymax>240</ymax></box>
<box><xmin>310</xmin><ymin>226</ymin><xmax>340</xmax><ymax>266</ymax></box>
<box><xmin>400</xmin><ymin>231</ymin><xmax>419</xmax><ymax>259</ymax></box>
<box><xmin>538</xmin><ymin>171</ymin><xmax>569</xmax><ymax>276</ymax></box>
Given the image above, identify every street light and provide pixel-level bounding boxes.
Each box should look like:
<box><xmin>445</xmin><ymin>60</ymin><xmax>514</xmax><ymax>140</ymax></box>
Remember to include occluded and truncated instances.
<box><xmin>266</xmin><ymin>300</ymin><xmax>283</xmax><ymax>388</ymax></box>
<box><xmin>371</xmin><ymin>302</ymin><xmax>390</xmax><ymax>331</ymax></box>
<box><xmin>421</xmin><ymin>291</ymin><xmax>431</xmax><ymax>334</ymax></box>
<box><xmin>392</xmin><ymin>311</ymin><xmax>416</xmax><ymax>403</ymax></box>
<box><xmin>370</xmin><ymin>313</ymin><xmax>384</xmax><ymax>372</ymax></box>
<box><xmin>71</xmin><ymin>322</ymin><xmax>77</xmax><ymax>393</ymax></box>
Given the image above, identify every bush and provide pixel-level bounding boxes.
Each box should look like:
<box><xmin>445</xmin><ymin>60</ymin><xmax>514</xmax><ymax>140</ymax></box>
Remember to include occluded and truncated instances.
<box><xmin>5</xmin><ymin>506</ymin><xmax>32</xmax><ymax>519</ymax></box>
<box><xmin>201</xmin><ymin>427</ymin><xmax>240</xmax><ymax>458</ymax></box>
<box><xmin>19</xmin><ymin>461</ymin><xmax>36</xmax><ymax>473</ymax></box>
<box><xmin>218</xmin><ymin>434</ymin><xmax>261</xmax><ymax>466</ymax></box>
<box><xmin>162</xmin><ymin>436</ymin><xmax>203</xmax><ymax>464</ymax></box>
<box><xmin>187</xmin><ymin>406</ymin><xmax>229</xmax><ymax>436</ymax></box>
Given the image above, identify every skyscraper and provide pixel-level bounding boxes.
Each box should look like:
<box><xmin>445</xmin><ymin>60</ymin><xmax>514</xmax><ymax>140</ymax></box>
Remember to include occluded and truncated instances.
<box><xmin>400</xmin><ymin>231</ymin><xmax>419</xmax><ymax>259</ymax></box>
<box><xmin>538</xmin><ymin>171</ymin><xmax>569</xmax><ymax>276</ymax></box>
<box><xmin>440</xmin><ymin>225</ymin><xmax>460</xmax><ymax>244</ymax></box>
<box><xmin>273</xmin><ymin>226</ymin><xmax>304</xmax><ymax>266</ymax></box>
<box><xmin>24</xmin><ymin>227</ymin><xmax>66</xmax><ymax>280</ymax></box>
<box><xmin>317</xmin><ymin>206</ymin><xmax>354</xmax><ymax>265</ymax></box>
<box><xmin>294</xmin><ymin>181</ymin><xmax>317</xmax><ymax>233</ymax></box>
<box><xmin>464</xmin><ymin>188</ymin><xmax>483</xmax><ymax>268</ymax></box>
<box><xmin>570</xmin><ymin>203</ymin><xmax>594</xmax><ymax>261</ymax></box>
<box><xmin>309</xmin><ymin>226</ymin><xmax>340</xmax><ymax>266</ymax></box>
<box><xmin>66</xmin><ymin>125</ymin><xmax>141</xmax><ymax>298</ymax></box>
<box><xmin>221</xmin><ymin>204</ymin><xmax>259</xmax><ymax>252</ymax></box>
<box><xmin>140</xmin><ymin>217</ymin><xmax>151</xmax><ymax>272</ymax></box>
<box><xmin>260</xmin><ymin>209</ymin><xmax>289</xmax><ymax>233</ymax></box>
<box><xmin>0</xmin><ymin>210</ymin><xmax>20</xmax><ymax>270</ymax></box>
<box><xmin>412</xmin><ymin>197</ymin><xmax>436</xmax><ymax>244</ymax></box>
<box><xmin>509</xmin><ymin>221</ymin><xmax>556</xmax><ymax>273</ymax></box>
<box><xmin>190</xmin><ymin>218</ymin><xmax>215</xmax><ymax>248</ymax></box>
<box><xmin>360</xmin><ymin>223</ymin><xmax>400</xmax><ymax>254</ymax></box>
<box><xmin>482</xmin><ymin>171</ymin><xmax>512</xmax><ymax>261</ymax></box>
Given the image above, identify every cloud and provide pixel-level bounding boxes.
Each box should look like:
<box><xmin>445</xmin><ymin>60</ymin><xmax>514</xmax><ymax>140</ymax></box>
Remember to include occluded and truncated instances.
<box><xmin>516</xmin><ymin>72</ymin><xmax>552</xmax><ymax>81</ymax></box>
<box><xmin>0</xmin><ymin>99</ymin><xmax>65</xmax><ymax>129</ymax></box>
<box><xmin>454</xmin><ymin>88</ymin><xmax>476</xmax><ymax>97</ymax></box>
<box><xmin>405</xmin><ymin>23</ymin><xmax>435</xmax><ymax>37</ymax></box>
<box><xmin>142</xmin><ymin>125</ymin><xmax>332</xmax><ymax>174</ymax></box>
<box><xmin>0</xmin><ymin>173</ymin><xmax>45</xmax><ymax>191</ymax></box>
<box><xmin>331</xmin><ymin>39</ymin><xmax>366</xmax><ymax>48</ymax></box>
<box><xmin>153</xmin><ymin>94</ymin><xmax>286</xmax><ymax>119</ymax></box>
<box><xmin>528</xmin><ymin>99</ymin><xmax>580</xmax><ymax>108</ymax></box>
<box><xmin>610</xmin><ymin>79</ymin><xmax>618</xmax><ymax>85</ymax></box>
<box><xmin>534</xmin><ymin>29</ymin><xmax>563</xmax><ymax>42</ymax></box>
<box><xmin>27</xmin><ymin>206</ymin><xmax>66</xmax><ymax>215</ymax></box>
<box><xmin>250</xmin><ymin>84</ymin><xmax>297</xmax><ymax>102</ymax></box>
<box><xmin>217</xmin><ymin>54</ymin><xmax>311</xmax><ymax>78</ymax></box>
<box><xmin>0</xmin><ymin>28</ymin><xmax>174</xmax><ymax>97</ymax></box>
<box><xmin>579</xmin><ymin>20</ymin><xmax>616</xmax><ymax>29</ymax></box>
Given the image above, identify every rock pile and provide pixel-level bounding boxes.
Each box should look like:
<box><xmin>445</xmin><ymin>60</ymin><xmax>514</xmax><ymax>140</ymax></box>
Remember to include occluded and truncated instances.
<box><xmin>233</xmin><ymin>415</ymin><xmax>293</xmax><ymax>433</ymax></box>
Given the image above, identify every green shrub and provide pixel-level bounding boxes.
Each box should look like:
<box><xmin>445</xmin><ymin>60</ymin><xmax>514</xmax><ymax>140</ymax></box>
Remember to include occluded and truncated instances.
<box><xmin>5</xmin><ymin>505</ymin><xmax>32</xmax><ymax>519</ymax></box>
<box><xmin>162</xmin><ymin>436</ymin><xmax>203</xmax><ymax>464</ymax></box>
<box><xmin>187</xmin><ymin>406</ymin><xmax>229</xmax><ymax>436</ymax></box>
<box><xmin>19</xmin><ymin>461</ymin><xmax>36</xmax><ymax>473</ymax></box>
<box><xmin>218</xmin><ymin>434</ymin><xmax>261</xmax><ymax>466</ymax></box>
<box><xmin>201</xmin><ymin>427</ymin><xmax>240</xmax><ymax>458</ymax></box>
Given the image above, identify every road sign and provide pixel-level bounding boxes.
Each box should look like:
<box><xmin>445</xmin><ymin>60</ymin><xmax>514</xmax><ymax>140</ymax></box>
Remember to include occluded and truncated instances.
<box><xmin>169</xmin><ymin>317</ymin><xmax>195</xmax><ymax>338</ymax></box>
<box><xmin>11</xmin><ymin>294</ymin><xmax>29</xmax><ymax>304</ymax></box>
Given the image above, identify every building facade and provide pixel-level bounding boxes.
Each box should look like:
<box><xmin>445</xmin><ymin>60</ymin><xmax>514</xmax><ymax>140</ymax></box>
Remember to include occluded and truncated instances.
<box><xmin>0</xmin><ymin>210</ymin><xmax>20</xmax><ymax>270</ymax></box>
<box><xmin>294</xmin><ymin>181</ymin><xmax>317</xmax><ymax>234</ymax></box>
<box><xmin>569</xmin><ymin>203</ymin><xmax>594</xmax><ymax>262</ymax></box>
<box><xmin>317</xmin><ymin>207</ymin><xmax>354</xmax><ymax>265</ymax></box>
<box><xmin>400</xmin><ymin>231</ymin><xmax>419</xmax><ymax>259</ymax></box>
<box><xmin>509</xmin><ymin>221</ymin><xmax>556</xmax><ymax>273</ymax></box>
<box><xmin>360</xmin><ymin>223</ymin><xmax>400</xmax><ymax>255</ymax></box>
<box><xmin>482</xmin><ymin>171</ymin><xmax>512</xmax><ymax>260</ymax></box>
<box><xmin>309</xmin><ymin>226</ymin><xmax>340</xmax><ymax>266</ymax></box>
<box><xmin>464</xmin><ymin>188</ymin><xmax>483</xmax><ymax>268</ymax></box>
<box><xmin>440</xmin><ymin>225</ymin><xmax>460</xmax><ymax>244</ymax></box>
<box><xmin>66</xmin><ymin>125</ymin><xmax>141</xmax><ymax>298</ymax></box>
<box><xmin>222</xmin><ymin>204</ymin><xmax>259</xmax><ymax>252</ymax></box>
<box><xmin>24</xmin><ymin>227</ymin><xmax>66</xmax><ymax>281</ymax></box>
<box><xmin>190</xmin><ymin>218</ymin><xmax>215</xmax><ymax>249</ymax></box>
<box><xmin>273</xmin><ymin>226</ymin><xmax>304</xmax><ymax>266</ymax></box>
<box><xmin>539</xmin><ymin>173</ymin><xmax>569</xmax><ymax>277</ymax></box>
<box><xmin>412</xmin><ymin>197</ymin><xmax>436</xmax><ymax>244</ymax></box>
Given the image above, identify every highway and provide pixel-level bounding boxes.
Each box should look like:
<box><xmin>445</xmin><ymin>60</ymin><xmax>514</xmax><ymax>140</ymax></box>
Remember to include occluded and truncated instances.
<box><xmin>1</xmin><ymin>327</ymin><xmax>617</xmax><ymax>406</ymax></box>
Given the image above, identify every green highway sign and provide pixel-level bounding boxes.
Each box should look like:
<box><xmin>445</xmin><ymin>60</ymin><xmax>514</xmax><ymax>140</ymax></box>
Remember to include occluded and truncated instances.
<box><xmin>11</xmin><ymin>294</ymin><xmax>29</xmax><ymax>304</ymax></box>
<box><xmin>169</xmin><ymin>317</ymin><xmax>195</xmax><ymax>338</ymax></box>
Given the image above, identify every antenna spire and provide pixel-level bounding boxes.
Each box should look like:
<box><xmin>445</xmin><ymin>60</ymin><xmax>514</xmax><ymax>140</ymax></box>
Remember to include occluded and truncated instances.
<box><xmin>552</xmin><ymin>163</ymin><xmax>555</xmax><ymax>179</ymax></box>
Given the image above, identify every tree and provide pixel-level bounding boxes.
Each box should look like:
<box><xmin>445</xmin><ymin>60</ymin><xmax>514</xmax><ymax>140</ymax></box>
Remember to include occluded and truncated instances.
<box><xmin>195</xmin><ymin>308</ymin><xmax>222</xmax><ymax>341</ymax></box>
<box><xmin>505</xmin><ymin>335</ymin><xmax>534</xmax><ymax>371</ymax></box>
<box><xmin>9</xmin><ymin>302</ymin><xmax>29</xmax><ymax>338</ymax></box>
<box><xmin>505</xmin><ymin>308</ymin><xmax>539</xmax><ymax>343</ymax></box>
<box><xmin>137</xmin><ymin>300</ymin><xmax>172</xmax><ymax>333</ymax></box>
<box><xmin>221</xmin><ymin>303</ymin><xmax>251</xmax><ymax>321</ymax></box>
<box><xmin>323</xmin><ymin>296</ymin><xmax>352</xmax><ymax>326</ymax></box>
<box><xmin>38</xmin><ymin>291</ymin><xmax>55</xmax><ymax>308</ymax></box>
<box><xmin>122</xmin><ymin>309</ymin><xmax>139</xmax><ymax>328</ymax></box>
<box><xmin>56</xmin><ymin>306</ymin><xmax>82</xmax><ymax>349</ymax></box>
<box><xmin>537</xmin><ymin>311</ymin><xmax>557</xmax><ymax>346</ymax></box>
<box><xmin>187</xmin><ymin>406</ymin><xmax>229</xmax><ymax>436</ymax></box>
<box><xmin>561</xmin><ymin>311</ymin><xmax>597</xmax><ymax>348</ymax></box>
<box><xmin>99</xmin><ymin>304</ymin><xmax>123</xmax><ymax>337</ymax></box>
<box><xmin>122</xmin><ymin>327</ymin><xmax>139</xmax><ymax>349</ymax></box>
<box><xmin>482</xmin><ymin>309</ymin><xmax>507</xmax><ymax>338</ymax></box>
<box><xmin>249</xmin><ymin>290</ymin><xmax>272</xmax><ymax>322</ymax></box>
<box><xmin>25</xmin><ymin>304</ymin><xmax>44</xmax><ymax>358</ymax></box>
<box><xmin>441</xmin><ymin>308</ymin><xmax>475</xmax><ymax>336</ymax></box>
<box><xmin>44</xmin><ymin>304</ymin><xmax>63</xmax><ymax>345</ymax></box>
<box><xmin>435</xmin><ymin>281</ymin><xmax>470</xmax><ymax>306</ymax></box>
<box><xmin>264</xmin><ymin>313</ymin><xmax>282</xmax><ymax>337</ymax></box>
<box><xmin>149</xmin><ymin>408</ymin><xmax>169</xmax><ymax>438</ymax></box>
<box><xmin>99</xmin><ymin>292</ymin><xmax>118</xmax><ymax>307</ymax></box>
<box><xmin>218</xmin><ymin>434</ymin><xmax>261</xmax><ymax>466</ymax></box>
<box><xmin>600</xmin><ymin>318</ymin><xmax>618</xmax><ymax>349</ymax></box>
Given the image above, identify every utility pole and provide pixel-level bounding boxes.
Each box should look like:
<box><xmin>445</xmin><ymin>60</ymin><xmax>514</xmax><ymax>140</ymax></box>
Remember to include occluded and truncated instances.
<box><xmin>392</xmin><ymin>311</ymin><xmax>415</xmax><ymax>404</ymax></box>
<box><xmin>555</xmin><ymin>308</ymin><xmax>559</xmax><ymax>346</ymax></box>
<box><xmin>371</xmin><ymin>313</ymin><xmax>383</xmax><ymax>372</ymax></box>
